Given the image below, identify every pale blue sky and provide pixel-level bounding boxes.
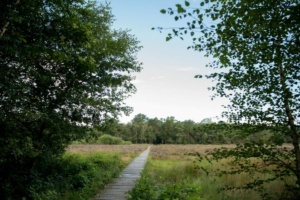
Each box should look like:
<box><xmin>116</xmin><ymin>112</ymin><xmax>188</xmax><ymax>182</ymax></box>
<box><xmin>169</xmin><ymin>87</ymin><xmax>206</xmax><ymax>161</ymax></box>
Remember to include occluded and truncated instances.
<box><xmin>108</xmin><ymin>0</ymin><xmax>228</xmax><ymax>123</ymax></box>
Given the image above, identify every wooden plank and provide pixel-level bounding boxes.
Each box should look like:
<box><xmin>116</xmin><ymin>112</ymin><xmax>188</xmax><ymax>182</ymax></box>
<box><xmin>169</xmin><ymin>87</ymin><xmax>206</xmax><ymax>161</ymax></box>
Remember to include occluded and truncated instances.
<box><xmin>93</xmin><ymin>146</ymin><xmax>150</xmax><ymax>200</ymax></box>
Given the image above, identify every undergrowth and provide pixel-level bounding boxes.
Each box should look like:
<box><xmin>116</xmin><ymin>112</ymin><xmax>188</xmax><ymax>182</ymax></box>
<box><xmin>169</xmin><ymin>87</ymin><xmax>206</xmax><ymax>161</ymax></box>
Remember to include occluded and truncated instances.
<box><xmin>129</xmin><ymin>145</ymin><xmax>292</xmax><ymax>200</ymax></box>
<box><xmin>30</xmin><ymin>152</ymin><xmax>123</xmax><ymax>200</ymax></box>
<box><xmin>128</xmin><ymin>157</ymin><xmax>203</xmax><ymax>200</ymax></box>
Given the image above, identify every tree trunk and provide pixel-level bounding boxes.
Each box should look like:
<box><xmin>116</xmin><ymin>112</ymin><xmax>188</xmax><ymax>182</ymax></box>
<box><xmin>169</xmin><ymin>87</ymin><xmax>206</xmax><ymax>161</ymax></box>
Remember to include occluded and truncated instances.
<box><xmin>0</xmin><ymin>22</ymin><xmax>10</xmax><ymax>39</ymax></box>
<box><xmin>276</xmin><ymin>32</ymin><xmax>300</xmax><ymax>189</ymax></box>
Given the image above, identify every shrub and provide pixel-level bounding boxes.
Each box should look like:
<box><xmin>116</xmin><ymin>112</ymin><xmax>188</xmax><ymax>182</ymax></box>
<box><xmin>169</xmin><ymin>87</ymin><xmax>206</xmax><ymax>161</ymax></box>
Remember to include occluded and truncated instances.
<box><xmin>30</xmin><ymin>152</ymin><xmax>122</xmax><ymax>200</ymax></box>
<box><xmin>97</xmin><ymin>134</ymin><xmax>123</xmax><ymax>145</ymax></box>
<box><xmin>128</xmin><ymin>171</ymin><xmax>202</xmax><ymax>200</ymax></box>
<box><xmin>122</xmin><ymin>140</ymin><xmax>132</xmax><ymax>145</ymax></box>
<box><xmin>128</xmin><ymin>157</ymin><xmax>202</xmax><ymax>200</ymax></box>
<box><xmin>72</xmin><ymin>133</ymin><xmax>132</xmax><ymax>145</ymax></box>
<box><xmin>127</xmin><ymin>172</ymin><xmax>156</xmax><ymax>200</ymax></box>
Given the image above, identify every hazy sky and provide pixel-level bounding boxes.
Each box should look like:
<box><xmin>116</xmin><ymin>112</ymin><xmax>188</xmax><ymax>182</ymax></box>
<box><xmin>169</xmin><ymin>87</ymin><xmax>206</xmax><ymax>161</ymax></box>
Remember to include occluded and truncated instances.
<box><xmin>109</xmin><ymin>0</ymin><xmax>228</xmax><ymax>123</ymax></box>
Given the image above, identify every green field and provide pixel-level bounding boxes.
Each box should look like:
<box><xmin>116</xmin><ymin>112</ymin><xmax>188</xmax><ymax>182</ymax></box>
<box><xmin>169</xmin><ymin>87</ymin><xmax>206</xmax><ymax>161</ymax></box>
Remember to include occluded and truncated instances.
<box><xmin>129</xmin><ymin>144</ymin><xmax>294</xmax><ymax>200</ymax></box>
<box><xmin>29</xmin><ymin>145</ymin><xmax>147</xmax><ymax>200</ymax></box>
<box><xmin>28</xmin><ymin>144</ymin><xmax>295</xmax><ymax>199</ymax></box>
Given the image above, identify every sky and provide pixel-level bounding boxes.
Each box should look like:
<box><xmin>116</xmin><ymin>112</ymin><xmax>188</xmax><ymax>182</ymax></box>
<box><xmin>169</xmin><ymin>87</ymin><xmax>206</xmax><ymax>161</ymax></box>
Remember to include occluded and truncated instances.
<box><xmin>108</xmin><ymin>0</ymin><xmax>228</xmax><ymax>123</ymax></box>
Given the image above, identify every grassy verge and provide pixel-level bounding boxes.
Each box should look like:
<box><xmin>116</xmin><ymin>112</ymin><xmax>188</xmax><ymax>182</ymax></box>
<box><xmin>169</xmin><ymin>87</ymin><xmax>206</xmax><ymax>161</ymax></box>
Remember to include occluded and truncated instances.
<box><xmin>30</xmin><ymin>152</ymin><xmax>122</xmax><ymax>200</ymax></box>
<box><xmin>68</xmin><ymin>144</ymin><xmax>149</xmax><ymax>168</ymax></box>
<box><xmin>128</xmin><ymin>145</ymin><xmax>291</xmax><ymax>200</ymax></box>
<box><xmin>31</xmin><ymin>144</ymin><xmax>148</xmax><ymax>200</ymax></box>
<box><xmin>128</xmin><ymin>157</ymin><xmax>202</xmax><ymax>200</ymax></box>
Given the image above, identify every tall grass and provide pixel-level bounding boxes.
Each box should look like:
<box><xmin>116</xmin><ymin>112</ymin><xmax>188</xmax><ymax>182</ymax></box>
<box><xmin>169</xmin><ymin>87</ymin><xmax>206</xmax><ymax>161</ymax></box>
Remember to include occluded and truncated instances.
<box><xmin>30</xmin><ymin>152</ymin><xmax>123</xmax><ymax>200</ymax></box>
<box><xmin>196</xmin><ymin>158</ymin><xmax>292</xmax><ymax>200</ymax></box>
<box><xmin>129</xmin><ymin>145</ymin><xmax>291</xmax><ymax>200</ymax></box>
<box><xmin>128</xmin><ymin>157</ymin><xmax>203</xmax><ymax>200</ymax></box>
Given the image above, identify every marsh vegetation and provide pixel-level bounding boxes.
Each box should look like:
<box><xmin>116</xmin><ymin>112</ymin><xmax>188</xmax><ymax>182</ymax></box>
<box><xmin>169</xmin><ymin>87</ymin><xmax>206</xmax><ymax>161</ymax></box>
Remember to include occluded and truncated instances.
<box><xmin>30</xmin><ymin>145</ymin><xmax>147</xmax><ymax>199</ymax></box>
<box><xmin>129</xmin><ymin>144</ymin><xmax>295</xmax><ymax>200</ymax></box>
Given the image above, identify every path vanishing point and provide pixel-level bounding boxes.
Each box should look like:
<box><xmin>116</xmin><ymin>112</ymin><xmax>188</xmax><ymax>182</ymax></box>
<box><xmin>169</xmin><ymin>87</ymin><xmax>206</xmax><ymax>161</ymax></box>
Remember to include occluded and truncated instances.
<box><xmin>93</xmin><ymin>146</ymin><xmax>151</xmax><ymax>200</ymax></box>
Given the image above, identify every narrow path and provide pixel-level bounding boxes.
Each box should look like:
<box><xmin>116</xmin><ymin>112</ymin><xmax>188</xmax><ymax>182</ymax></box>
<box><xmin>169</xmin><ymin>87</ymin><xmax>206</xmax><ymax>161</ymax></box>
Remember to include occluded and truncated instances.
<box><xmin>93</xmin><ymin>146</ymin><xmax>151</xmax><ymax>200</ymax></box>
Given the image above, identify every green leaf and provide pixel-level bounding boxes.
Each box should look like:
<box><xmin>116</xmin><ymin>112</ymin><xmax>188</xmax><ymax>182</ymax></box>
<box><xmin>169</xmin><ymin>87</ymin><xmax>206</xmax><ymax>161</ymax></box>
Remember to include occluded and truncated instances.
<box><xmin>166</xmin><ymin>34</ymin><xmax>172</xmax><ymax>41</ymax></box>
<box><xmin>194</xmin><ymin>75</ymin><xmax>203</xmax><ymax>78</ymax></box>
<box><xmin>185</xmin><ymin>1</ymin><xmax>190</xmax><ymax>6</ymax></box>
<box><xmin>176</xmin><ymin>4</ymin><xmax>185</xmax><ymax>13</ymax></box>
<box><xmin>160</xmin><ymin>9</ymin><xmax>166</xmax><ymax>14</ymax></box>
<box><xmin>0</xmin><ymin>2</ymin><xmax>142</xmax><ymax>198</ymax></box>
<box><xmin>160</xmin><ymin>1</ymin><xmax>300</xmax><ymax>194</ymax></box>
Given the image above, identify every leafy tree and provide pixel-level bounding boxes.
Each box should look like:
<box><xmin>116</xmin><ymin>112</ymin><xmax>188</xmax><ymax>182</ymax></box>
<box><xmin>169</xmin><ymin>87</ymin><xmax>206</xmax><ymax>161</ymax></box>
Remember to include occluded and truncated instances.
<box><xmin>101</xmin><ymin>119</ymin><xmax>123</xmax><ymax>137</ymax></box>
<box><xmin>200</xmin><ymin>118</ymin><xmax>213</xmax><ymax>124</ymax></box>
<box><xmin>0</xmin><ymin>0</ymin><xmax>141</xmax><ymax>198</ymax></box>
<box><xmin>131</xmin><ymin>113</ymin><xmax>149</xmax><ymax>143</ymax></box>
<box><xmin>182</xmin><ymin>120</ymin><xmax>196</xmax><ymax>144</ymax></box>
<box><xmin>174</xmin><ymin>121</ymin><xmax>185</xmax><ymax>144</ymax></box>
<box><xmin>161</xmin><ymin>116</ymin><xmax>177</xmax><ymax>144</ymax></box>
<box><xmin>113</xmin><ymin>114</ymin><xmax>285</xmax><ymax>145</ymax></box>
<box><xmin>159</xmin><ymin>0</ymin><xmax>300</xmax><ymax>198</ymax></box>
<box><xmin>147</xmin><ymin>117</ymin><xmax>162</xmax><ymax>144</ymax></box>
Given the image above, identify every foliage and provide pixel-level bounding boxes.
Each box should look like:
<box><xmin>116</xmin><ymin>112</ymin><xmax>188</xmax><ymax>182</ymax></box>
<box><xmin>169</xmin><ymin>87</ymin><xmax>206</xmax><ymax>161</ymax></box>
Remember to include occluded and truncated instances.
<box><xmin>128</xmin><ymin>151</ymin><xmax>203</xmax><ymax>200</ymax></box>
<box><xmin>103</xmin><ymin>113</ymin><xmax>289</xmax><ymax>145</ymax></box>
<box><xmin>74</xmin><ymin>132</ymin><xmax>132</xmax><ymax>145</ymax></box>
<box><xmin>30</xmin><ymin>152</ymin><xmax>122</xmax><ymax>200</ymax></box>
<box><xmin>0</xmin><ymin>0</ymin><xmax>141</xmax><ymax>198</ymax></box>
<box><xmin>128</xmin><ymin>172</ymin><xmax>156</xmax><ymax>200</ymax></box>
<box><xmin>128</xmin><ymin>170</ymin><xmax>202</xmax><ymax>200</ymax></box>
<box><xmin>97</xmin><ymin>134</ymin><xmax>127</xmax><ymax>145</ymax></box>
<box><xmin>195</xmin><ymin>142</ymin><xmax>296</xmax><ymax>199</ymax></box>
<box><xmin>158</xmin><ymin>0</ymin><xmax>300</xmax><ymax>198</ymax></box>
<box><xmin>133</xmin><ymin>144</ymin><xmax>292</xmax><ymax>200</ymax></box>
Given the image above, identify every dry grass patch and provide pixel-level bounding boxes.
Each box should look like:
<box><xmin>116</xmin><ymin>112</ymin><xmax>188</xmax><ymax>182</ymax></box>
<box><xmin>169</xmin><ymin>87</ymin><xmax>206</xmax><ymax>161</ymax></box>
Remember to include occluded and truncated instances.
<box><xmin>150</xmin><ymin>144</ymin><xmax>236</xmax><ymax>160</ymax></box>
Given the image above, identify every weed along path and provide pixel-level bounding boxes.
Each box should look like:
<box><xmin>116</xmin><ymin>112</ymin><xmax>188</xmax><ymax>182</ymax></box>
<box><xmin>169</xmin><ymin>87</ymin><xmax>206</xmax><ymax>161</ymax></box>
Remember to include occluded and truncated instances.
<box><xmin>93</xmin><ymin>146</ymin><xmax>151</xmax><ymax>200</ymax></box>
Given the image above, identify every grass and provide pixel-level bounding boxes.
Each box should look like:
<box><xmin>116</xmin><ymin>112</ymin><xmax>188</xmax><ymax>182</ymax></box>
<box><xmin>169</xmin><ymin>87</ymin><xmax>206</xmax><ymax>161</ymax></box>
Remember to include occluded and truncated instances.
<box><xmin>31</xmin><ymin>144</ymin><xmax>148</xmax><ymax>200</ymax></box>
<box><xmin>129</xmin><ymin>144</ymin><xmax>294</xmax><ymax>200</ymax></box>
<box><xmin>68</xmin><ymin>144</ymin><xmax>149</xmax><ymax>168</ymax></box>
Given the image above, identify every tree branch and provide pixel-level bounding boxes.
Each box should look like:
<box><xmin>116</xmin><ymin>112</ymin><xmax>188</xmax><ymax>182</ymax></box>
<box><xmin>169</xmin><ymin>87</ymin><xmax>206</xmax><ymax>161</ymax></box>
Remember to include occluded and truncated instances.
<box><xmin>0</xmin><ymin>0</ymin><xmax>20</xmax><ymax>39</ymax></box>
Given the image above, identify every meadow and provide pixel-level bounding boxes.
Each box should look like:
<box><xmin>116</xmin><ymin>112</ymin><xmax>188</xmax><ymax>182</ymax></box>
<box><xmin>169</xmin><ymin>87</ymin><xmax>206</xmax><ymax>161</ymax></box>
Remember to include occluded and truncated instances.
<box><xmin>68</xmin><ymin>144</ymin><xmax>149</xmax><ymax>167</ymax></box>
<box><xmin>129</xmin><ymin>144</ymin><xmax>294</xmax><ymax>200</ymax></box>
<box><xmin>36</xmin><ymin>144</ymin><xmax>293</xmax><ymax>199</ymax></box>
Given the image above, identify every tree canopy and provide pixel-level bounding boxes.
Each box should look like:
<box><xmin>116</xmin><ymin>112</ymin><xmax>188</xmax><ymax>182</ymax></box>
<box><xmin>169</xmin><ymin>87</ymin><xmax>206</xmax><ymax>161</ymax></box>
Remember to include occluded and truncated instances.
<box><xmin>159</xmin><ymin>0</ymin><xmax>300</xmax><ymax>197</ymax></box>
<box><xmin>0</xmin><ymin>0</ymin><xmax>141</xmax><ymax>198</ymax></box>
<box><xmin>92</xmin><ymin>113</ymin><xmax>285</xmax><ymax>145</ymax></box>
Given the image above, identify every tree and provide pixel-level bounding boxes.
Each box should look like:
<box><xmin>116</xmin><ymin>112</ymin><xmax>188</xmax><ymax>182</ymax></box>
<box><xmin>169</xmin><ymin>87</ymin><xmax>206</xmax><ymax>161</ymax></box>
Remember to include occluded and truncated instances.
<box><xmin>148</xmin><ymin>117</ymin><xmax>162</xmax><ymax>144</ymax></box>
<box><xmin>0</xmin><ymin>0</ymin><xmax>141</xmax><ymax>198</ymax></box>
<box><xmin>182</xmin><ymin>120</ymin><xmax>196</xmax><ymax>144</ymax></box>
<box><xmin>200</xmin><ymin>118</ymin><xmax>213</xmax><ymax>124</ymax></box>
<box><xmin>159</xmin><ymin>0</ymin><xmax>300</xmax><ymax>198</ymax></box>
<box><xmin>131</xmin><ymin>114</ymin><xmax>149</xmax><ymax>143</ymax></box>
<box><xmin>161</xmin><ymin>116</ymin><xmax>177</xmax><ymax>144</ymax></box>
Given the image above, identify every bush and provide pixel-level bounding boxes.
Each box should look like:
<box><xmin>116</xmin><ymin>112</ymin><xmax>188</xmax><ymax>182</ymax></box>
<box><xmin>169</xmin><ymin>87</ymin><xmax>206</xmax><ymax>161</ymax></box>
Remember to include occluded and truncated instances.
<box><xmin>127</xmin><ymin>172</ymin><xmax>155</xmax><ymax>200</ymax></box>
<box><xmin>96</xmin><ymin>134</ymin><xmax>132</xmax><ymax>145</ymax></box>
<box><xmin>30</xmin><ymin>152</ymin><xmax>122</xmax><ymax>200</ymax></box>
<box><xmin>73</xmin><ymin>134</ymin><xmax>132</xmax><ymax>145</ymax></box>
<box><xmin>121</xmin><ymin>140</ymin><xmax>132</xmax><ymax>145</ymax></box>
<box><xmin>98</xmin><ymin>134</ymin><xmax>123</xmax><ymax>144</ymax></box>
<box><xmin>128</xmin><ymin>171</ymin><xmax>202</xmax><ymax>200</ymax></box>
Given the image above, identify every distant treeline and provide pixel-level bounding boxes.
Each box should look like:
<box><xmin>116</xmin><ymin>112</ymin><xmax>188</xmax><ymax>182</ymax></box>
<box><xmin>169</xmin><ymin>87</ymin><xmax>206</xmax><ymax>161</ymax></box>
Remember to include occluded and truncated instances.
<box><xmin>85</xmin><ymin>114</ymin><xmax>290</xmax><ymax>145</ymax></box>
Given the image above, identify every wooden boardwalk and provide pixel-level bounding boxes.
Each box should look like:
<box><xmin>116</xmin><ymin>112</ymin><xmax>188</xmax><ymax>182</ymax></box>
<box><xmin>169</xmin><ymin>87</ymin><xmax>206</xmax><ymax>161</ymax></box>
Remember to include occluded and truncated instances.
<box><xmin>93</xmin><ymin>146</ymin><xmax>150</xmax><ymax>200</ymax></box>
